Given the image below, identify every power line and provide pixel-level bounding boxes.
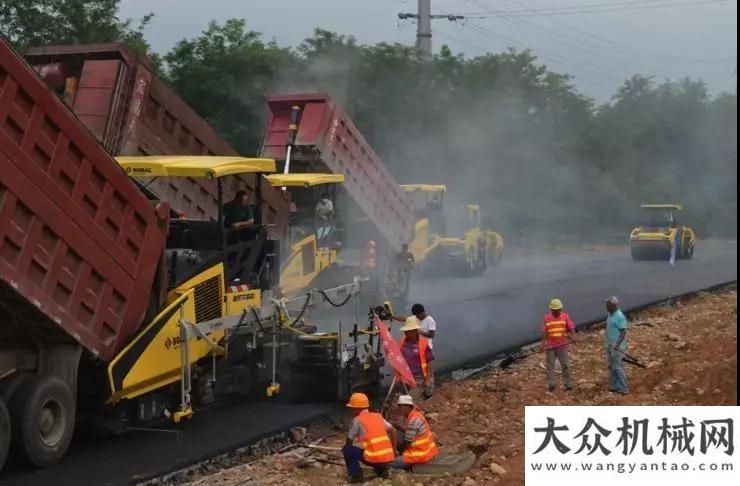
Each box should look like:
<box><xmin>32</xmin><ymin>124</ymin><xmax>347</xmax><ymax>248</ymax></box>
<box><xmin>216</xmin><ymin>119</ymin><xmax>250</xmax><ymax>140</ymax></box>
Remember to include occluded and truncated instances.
<box><xmin>456</xmin><ymin>20</ymin><xmax>623</xmax><ymax>86</ymax></box>
<box><xmin>462</xmin><ymin>0</ymin><xmax>633</xmax><ymax>71</ymax></box>
<box><xmin>458</xmin><ymin>0</ymin><xmax>731</xmax><ymax>16</ymax></box>
<box><xmin>462</xmin><ymin>0</ymin><xmax>733</xmax><ymax>78</ymax></box>
<box><xmin>501</xmin><ymin>0</ymin><xmax>735</xmax><ymax>64</ymax></box>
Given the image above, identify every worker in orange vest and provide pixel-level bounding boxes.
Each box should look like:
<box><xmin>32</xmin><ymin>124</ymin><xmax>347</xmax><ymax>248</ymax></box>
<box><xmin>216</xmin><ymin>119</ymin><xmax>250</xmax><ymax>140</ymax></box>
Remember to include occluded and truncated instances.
<box><xmin>399</xmin><ymin>317</ymin><xmax>435</xmax><ymax>401</ymax></box>
<box><xmin>390</xmin><ymin>394</ymin><xmax>438</xmax><ymax>470</ymax></box>
<box><xmin>342</xmin><ymin>392</ymin><xmax>396</xmax><ymax>483</ymax></box>
<box><xmin>541</xmin><ymin>298</ymin><xmax>576</xmax><ymax>392</ymax></box>
<box><xmin>363</xmin><ymin>240</ymin><xmax>377</xmax><ymax>270</ymax></box>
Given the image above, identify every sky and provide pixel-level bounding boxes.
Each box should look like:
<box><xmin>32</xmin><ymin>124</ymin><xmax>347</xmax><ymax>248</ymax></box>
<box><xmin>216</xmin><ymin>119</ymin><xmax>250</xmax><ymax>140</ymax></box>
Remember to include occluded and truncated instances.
<box><xmin>118</xmin><ymin>0</ymin><xmax>737</xmax><ymax>101</ymax></box>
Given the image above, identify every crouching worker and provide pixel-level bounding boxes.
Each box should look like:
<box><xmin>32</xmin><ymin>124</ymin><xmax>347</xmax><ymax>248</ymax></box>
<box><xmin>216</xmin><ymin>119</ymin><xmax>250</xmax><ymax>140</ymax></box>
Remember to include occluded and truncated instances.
<box><xmin>391</xmin><ymin>395</ymin><xmax>438</xmax><ymax>470</ymax></box>
<box><xmin>342</xmin><ymin>393</ymin><xmax>396</xmax><ymax>483</ymax></box>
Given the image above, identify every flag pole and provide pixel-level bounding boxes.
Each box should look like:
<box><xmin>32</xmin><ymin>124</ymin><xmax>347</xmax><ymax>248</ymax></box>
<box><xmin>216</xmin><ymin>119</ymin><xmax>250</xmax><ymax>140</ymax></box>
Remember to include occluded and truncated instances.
<box><xmin>381</xmin><ymin>376</ymin><xmax>397</xmax><ymax>415</ymax></box>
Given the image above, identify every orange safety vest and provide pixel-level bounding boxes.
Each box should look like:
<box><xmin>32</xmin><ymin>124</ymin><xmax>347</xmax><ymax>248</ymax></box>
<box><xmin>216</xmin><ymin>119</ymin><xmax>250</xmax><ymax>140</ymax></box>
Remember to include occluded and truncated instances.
<box><xmin>399</xmin><ymin>336</ymin><xmax>430</xmax><ymax>378</ymax></box>
<box><xmin>544</xmin><ymin>313</ymin><xmax>568</xmax><ymax>340</ymax></box>
<box><xmin>356</xmin><ymin>411</ymin><xmax>395</xmax><ymax>463</ymax></box>
<box><xmin>402</xmin><ymin>408</ymin><xmax>438</xmax><ymax>464</ymax></box>
<box><xmin>364</xmin><ymin>248</ymin><xmax>376</xmax><ymax>268</ymax></box>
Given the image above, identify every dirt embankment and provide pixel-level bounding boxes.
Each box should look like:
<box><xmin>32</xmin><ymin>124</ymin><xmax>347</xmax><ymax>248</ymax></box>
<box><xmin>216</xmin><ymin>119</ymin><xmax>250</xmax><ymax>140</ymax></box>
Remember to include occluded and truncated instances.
<box><xmin>179</xmin><ymin>286</ymin><xmax>737</xmax><ymax>486</ymax></box>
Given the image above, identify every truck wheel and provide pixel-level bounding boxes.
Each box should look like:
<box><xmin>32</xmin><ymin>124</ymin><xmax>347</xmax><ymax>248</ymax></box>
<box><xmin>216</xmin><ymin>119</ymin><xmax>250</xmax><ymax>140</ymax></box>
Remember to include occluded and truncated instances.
<box><xmin>9</xmin><ymin>375</ymin><xmax>75</xmax><ymax>468</ymax></box>
<box><xmin>1</xmin><ymin>398</ymin><xmax>10</xmax><ymax>472</ymax></box>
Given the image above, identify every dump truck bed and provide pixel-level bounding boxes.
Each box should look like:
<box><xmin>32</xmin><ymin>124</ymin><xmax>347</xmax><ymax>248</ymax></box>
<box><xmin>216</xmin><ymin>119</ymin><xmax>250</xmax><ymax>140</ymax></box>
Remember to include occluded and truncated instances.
<box><xmin>260</xmin><ymin>93</ymin><xmax>414</xmax><ymax>250</ymax></box>
<box><xmin>0</xmin><ymin>35</ymin><xmax>168</xmax><ymax>361</ymax></box>
<box><xmin>25</xmin><ymin>43</ymin><xmax>290</xmax><ymax>235</ymax></box>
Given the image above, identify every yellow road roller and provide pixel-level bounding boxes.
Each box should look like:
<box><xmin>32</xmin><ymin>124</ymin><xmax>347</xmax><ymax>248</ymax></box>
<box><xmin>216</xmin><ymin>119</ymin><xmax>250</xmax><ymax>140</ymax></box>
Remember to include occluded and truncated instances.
<box><xmin>630</xmin><ymin>204</ymin><xmax>696</xmax><ymax>260</ymax></box>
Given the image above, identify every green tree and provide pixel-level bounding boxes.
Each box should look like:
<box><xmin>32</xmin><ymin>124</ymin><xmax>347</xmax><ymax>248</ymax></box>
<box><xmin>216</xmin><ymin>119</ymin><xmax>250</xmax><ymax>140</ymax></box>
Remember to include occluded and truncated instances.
<box><xmin>0</xmin><ymin>0</ymin><xmax>156</xmax><ymax>60</ymax></box>
<box><xmin>164</xmin><ymin>19</ymin><xmax>298</xmax><ymax>154</ymax></box>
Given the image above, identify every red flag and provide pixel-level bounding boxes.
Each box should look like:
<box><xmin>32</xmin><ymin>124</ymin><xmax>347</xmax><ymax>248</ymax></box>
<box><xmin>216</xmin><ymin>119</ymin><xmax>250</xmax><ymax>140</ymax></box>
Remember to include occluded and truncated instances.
<box><xmin>375</xmin><ymin>317</ymin><xmax>416</xmax><ymax>388</ymax></box>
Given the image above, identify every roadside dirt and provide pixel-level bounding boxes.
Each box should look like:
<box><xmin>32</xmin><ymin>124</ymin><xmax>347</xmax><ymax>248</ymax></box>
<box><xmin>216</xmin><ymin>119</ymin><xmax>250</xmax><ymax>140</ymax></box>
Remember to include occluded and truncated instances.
<box><xmin>178</xmin><ymin>286</ymin><xmax>737</xmax><ymax>486</ymax></box>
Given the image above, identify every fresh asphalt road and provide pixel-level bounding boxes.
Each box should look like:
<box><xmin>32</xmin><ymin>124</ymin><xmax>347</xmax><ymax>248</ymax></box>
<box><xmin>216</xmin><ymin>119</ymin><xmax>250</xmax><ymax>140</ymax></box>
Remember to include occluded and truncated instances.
<box><xmin>406</xmin><ymin>240</ymin><xmax>737</xmax><ymax>371</ymax></box>
<box><xmin>2</xmin><ymin>240</ymin><xmax>736</xmax><ymax>486</ymax></box>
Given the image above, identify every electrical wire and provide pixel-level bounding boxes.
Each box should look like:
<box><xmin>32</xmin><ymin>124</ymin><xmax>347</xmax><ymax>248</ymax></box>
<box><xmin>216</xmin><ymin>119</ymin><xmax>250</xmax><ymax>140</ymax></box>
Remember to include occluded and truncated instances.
<box><xmin>457</xmin><ymin>0</ymin><xmax>733</xmax><ymax>81</ymax></box>
<box><xmin>457</xmin><ymin>0</ymin><xmax>730</xmax><ymax>17</ymax></box>
<box><xmin>502</xmin><ymin>0</ymin><xmax>736</xmax><ymax>65</ymax></box>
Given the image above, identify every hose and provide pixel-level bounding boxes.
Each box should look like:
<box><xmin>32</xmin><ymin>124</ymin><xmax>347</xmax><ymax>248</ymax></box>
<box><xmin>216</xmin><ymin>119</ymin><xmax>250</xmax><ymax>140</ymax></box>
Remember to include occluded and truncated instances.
<box><xmin>251</xmin><ymin>307</ymin><xmax>279</xmax><ymax>336</ymax></box>
<box><xmin>319</xmin><ymin>289</ymin><xmax>353</xmax><ymax>308</ymax></box>
<box><xmin>287</xmin><ymin>293</ymin><xmax>313</xmax><ymax>327</ymax></box>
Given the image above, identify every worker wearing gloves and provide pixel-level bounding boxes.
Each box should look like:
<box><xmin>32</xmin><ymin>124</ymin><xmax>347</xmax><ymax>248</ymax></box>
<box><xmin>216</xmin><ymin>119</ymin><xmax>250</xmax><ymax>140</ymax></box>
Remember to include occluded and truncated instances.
<box><xmin>541</xmin><ymin>298</ymin><xmax>576</xmax><ymax>392</ymax></box>
<box><xmin>399</xmin><ymin>317</ymin><xmax>435</xmax><ymax>401</ymax></box>
<box><xmin>605</xmin><ymin>296</ymin><xmax>630</xmax><ymax>395</ymax></box>
<box><xmin>390</xmin><ymin>395</ymin><xmax>438</xmax><ymax>470</ymax></box>
<box><xmin>342</xmin><ymin>392</ymin><xmax>396</xmax><ymax>483</ymax></box>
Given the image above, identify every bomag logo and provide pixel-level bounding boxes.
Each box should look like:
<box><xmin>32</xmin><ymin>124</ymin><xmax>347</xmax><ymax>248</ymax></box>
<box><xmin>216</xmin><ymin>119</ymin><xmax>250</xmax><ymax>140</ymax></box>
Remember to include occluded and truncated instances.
<box><xmin>126</xmin><ymin>166</ymin><xmax>153</xmax><ymax>175</ymax></box>
<box><xmin>232</xmin><ymin>293</ymin><xmax>256</xmax><ymax>303</ymax></box>
<box><xmin>164</xmin><ymin>335</ymin><xmax>185</xmax><ymax>350</ymax></box>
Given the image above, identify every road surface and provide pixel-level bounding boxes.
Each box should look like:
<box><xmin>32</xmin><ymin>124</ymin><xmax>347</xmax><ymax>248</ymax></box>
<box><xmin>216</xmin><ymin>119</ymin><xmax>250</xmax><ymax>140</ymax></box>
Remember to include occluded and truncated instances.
<box><xmin>1</xmin><ymin>241</ymin><xmax>736</xmax><ymax>485</ymax></box>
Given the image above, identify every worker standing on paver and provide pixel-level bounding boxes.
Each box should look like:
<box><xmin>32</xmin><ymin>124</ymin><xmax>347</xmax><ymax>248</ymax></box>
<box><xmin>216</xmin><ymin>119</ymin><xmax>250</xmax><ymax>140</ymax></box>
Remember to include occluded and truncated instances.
<box><xmin>390</xmin><ymin>395</ymin><xmax>438</xmax><ymax>470</ymax></box>
<box><xmin>342</xmin><ymin>392</ymin><xmax>396</xmax><ymax>483</ymax></box>
<box><xmin>315</xmin><ymin>191</ymin><xmax>334</xmax><ymax>222</ymax></box>
<box><xmin>605</xmin><ymin>296</ymin><xmax>630</xmax><ymax>395</ymax></box>
<box><xmin>399</xmin><ymin>317</ymin><xmax>435</xmax><ymax>401</ymax></box>
<box><xmin>541</xmin><ymin>298</ymin><xmax>576</xmax><ymax>392</ymax></box>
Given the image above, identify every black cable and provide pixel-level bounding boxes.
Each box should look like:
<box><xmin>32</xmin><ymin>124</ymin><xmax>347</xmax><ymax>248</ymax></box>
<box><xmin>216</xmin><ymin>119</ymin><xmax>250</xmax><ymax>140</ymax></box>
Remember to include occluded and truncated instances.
<box><xmin>251</xmin><ymin>307</ymin><xmax>279</xmax><ymax>336</ymax></box>
<box><xmin>288</xmin><ymin>293</ymin><xmax>313</xmax><ymax>327</ymax></box>
<box><xmin>319</xmin><ymin>289</ymin><xmax>353</xmax><ymax>308</ymax></box>
<box><xmin>227</xmin><ymin>308</ymin><xmax>250</xmax><ymax>345</ymax></box>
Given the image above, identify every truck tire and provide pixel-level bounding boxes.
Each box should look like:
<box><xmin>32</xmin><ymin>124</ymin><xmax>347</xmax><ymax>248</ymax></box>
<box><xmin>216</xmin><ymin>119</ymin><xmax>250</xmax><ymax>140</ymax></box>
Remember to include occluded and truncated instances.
<box><xmin>1</xmin><ymin>398</ymin><xmax>10</xmax><ymax>472</ymax></box>
<box><xmin>9</xmin><ymin>375</ymin><xmax>75</xmax><ymax>468</ymax></box>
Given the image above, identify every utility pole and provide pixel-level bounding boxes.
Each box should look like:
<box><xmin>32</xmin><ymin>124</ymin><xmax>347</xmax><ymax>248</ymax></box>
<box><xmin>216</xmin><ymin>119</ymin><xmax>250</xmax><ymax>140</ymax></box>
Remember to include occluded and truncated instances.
<box><xmin>399</xmin><ymin>1</ymin><xmax>464</xmax><ymax>57</ymax></box>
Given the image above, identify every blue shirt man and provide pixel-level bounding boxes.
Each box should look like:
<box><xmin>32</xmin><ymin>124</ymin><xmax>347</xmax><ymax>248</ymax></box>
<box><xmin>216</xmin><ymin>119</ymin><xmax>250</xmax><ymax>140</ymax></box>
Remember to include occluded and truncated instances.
<box><xmin>605</xmin><ymin>296</ymin><xmax>629</xmax><ymax>394</ymax></box>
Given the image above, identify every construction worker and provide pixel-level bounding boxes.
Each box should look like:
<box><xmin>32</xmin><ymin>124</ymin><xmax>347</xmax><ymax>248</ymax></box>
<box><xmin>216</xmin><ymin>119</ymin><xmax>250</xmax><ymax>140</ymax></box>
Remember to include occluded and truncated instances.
<box><xmin>393</xmin><ymin>303</ymin><xmax>436</xmax><ymax>348</ymax></box>
<box><xmin>363</xmin><ymin>240</ymin><xmax>377</xmax><ymax>270</ymax></box>
<box><xmin>541</xmin><ymin>298</ymin><xmax>576</xmax><ymax>392</ymax></box>
<box><xmin>315</xmin><ymin>191</ymin><xmax>334</xmax><ymax>222</ymax></box>
<box><xmin>222</xmin><ymin>190</ymin><xmax>254</xmax><ymax>230</ymax></box>
<box><xmin>342</xmin><ymin>392</ymin><xmax>396</xmax><ymax>483</ymax></box>
<box><xmin>605</xmin><ymin>296</ymin><xmax>630</xmax><ymax>395</ymax></box>
<box><xmin>399</xmin><ymin>317</ymin><xmax>434</xmax><ymax>401</ymax></box>
<box><xmin>390</xmin><ymin>395</ymin><xmax>438</xmax><ymax>470</ymax></box>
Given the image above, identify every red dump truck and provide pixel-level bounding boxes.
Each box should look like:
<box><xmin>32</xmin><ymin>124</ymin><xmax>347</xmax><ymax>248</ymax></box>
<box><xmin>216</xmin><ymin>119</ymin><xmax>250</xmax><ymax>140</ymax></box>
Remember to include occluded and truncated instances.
<box><xmin>24</xmin><ymin>43</ymin><xmax>290</xmax><ymax>234</ymax></box>
<box><xmin>260</xmin><ymin>93</ymin><xmax>415</xmax><ymax>298</ymax></box>
<box><xmin>0</xmin><ymin>34</ymin><xmax>169</xmax><ymax>470</ymax></box>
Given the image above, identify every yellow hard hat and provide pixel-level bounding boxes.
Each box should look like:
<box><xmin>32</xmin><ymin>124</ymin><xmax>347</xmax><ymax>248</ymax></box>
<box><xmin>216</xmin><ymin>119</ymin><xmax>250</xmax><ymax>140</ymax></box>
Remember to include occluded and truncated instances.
<box><xmin>400</xmin><ymin>316</ymin><xmax>421</xmax><ymax>332</ymax></box>
<box><xmin>549</xmin><ymin>298</ymin><xmax>564</xmax><ymax>310</ymax></box>
<box><xmin>346</xmin><ymin>392</ymin><xmax>370</xmax><ymax>409</ymax></box>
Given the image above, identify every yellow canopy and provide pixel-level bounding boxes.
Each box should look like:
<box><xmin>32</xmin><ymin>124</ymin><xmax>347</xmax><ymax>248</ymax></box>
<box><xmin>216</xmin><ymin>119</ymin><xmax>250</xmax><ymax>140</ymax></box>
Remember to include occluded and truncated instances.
<box><xmin>641</xmin><ymin>204</ymin><xmax>683</xmax><ymax>211</ymax></box>
<box><xmin>265</xmin><ymin>173</ymin><xmax>345</xmax><ymax>187</ymax></box>
<box><xmin>400</xmin><ymin>184</ymin><xmax>447</xmax><ymax>193</ymax></box>
<box><xmin>116</xmin><ymin>156</ymin><xmax>277</xmax><ymax>179</ymax></box>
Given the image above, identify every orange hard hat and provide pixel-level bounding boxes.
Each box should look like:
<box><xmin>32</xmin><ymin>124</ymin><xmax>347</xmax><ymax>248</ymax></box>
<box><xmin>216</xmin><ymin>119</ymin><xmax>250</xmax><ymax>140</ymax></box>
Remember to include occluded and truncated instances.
<box><xmin>346</xmin><ymin>392</ymin><xmax>370</xmax><ymax>409</ymax></box>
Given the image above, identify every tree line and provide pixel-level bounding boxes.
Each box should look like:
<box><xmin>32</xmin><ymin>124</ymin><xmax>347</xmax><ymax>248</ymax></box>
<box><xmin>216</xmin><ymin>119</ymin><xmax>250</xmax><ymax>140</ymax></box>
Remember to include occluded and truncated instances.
<box><xmin>2</xmin><ymin>2</ymin><xmax>736</xmax><ymax>241</ymax></box>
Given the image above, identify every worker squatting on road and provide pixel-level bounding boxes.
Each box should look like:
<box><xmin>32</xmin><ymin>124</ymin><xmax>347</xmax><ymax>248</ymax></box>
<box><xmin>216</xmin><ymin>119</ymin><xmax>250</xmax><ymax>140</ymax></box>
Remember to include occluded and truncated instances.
<box><xmin>389</xmin><ymin>395</ymin><xmax>439</xmax><ymax>470</ymax></box>
<box><xmin>541</xmin><ymin>298</ymin><xmax>576</xmax><ymax>392</ymax></box>
<box><xmin>342</xmin><ymin>393</ymin><xmax>396</xmax><ymax>483</ymax></box>
<box><xmin>605</xmin><ymin>296</ymin><xmax>630</xmax><ymax>395</ymax></box>
<box><xmin>399</xmin><ymin>317</ymin><xmax>435</xmax><ymax>401</ymax></box>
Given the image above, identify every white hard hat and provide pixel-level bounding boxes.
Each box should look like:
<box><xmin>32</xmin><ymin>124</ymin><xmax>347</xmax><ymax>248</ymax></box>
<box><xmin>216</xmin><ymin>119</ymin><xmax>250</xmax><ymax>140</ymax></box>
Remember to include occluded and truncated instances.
<box><xmin>397</xmin><ymin>394</ymin><xmax>414</xmax><ymax>406</ymax></box>
<box><xmin>606</xmin><ymin>296</ymin><xmax>620</xmax><ymax>306</ymax></box>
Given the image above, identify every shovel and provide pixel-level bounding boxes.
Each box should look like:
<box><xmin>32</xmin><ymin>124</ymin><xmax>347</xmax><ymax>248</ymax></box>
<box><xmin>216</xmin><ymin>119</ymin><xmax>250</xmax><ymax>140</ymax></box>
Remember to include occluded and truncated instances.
<box><xmin>607</xmin><ymin>343</ymin><xmax>646</xmax><ymax>368</ymax></box>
